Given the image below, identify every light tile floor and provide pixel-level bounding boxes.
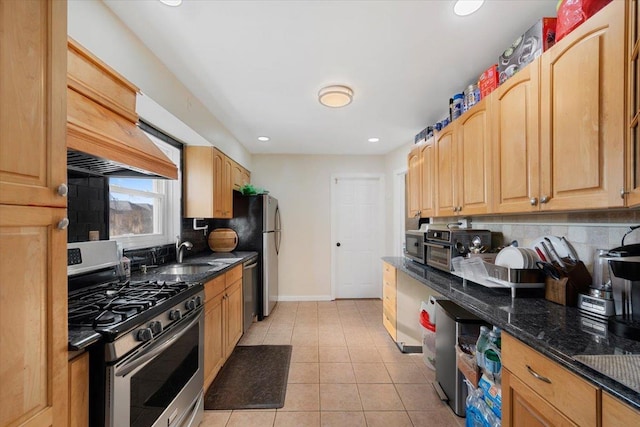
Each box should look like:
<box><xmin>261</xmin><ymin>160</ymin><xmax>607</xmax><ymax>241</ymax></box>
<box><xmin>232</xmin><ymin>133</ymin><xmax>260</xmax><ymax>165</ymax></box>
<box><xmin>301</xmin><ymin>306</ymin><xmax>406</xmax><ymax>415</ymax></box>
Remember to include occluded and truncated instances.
<box><xmin>200</xmin><ymin>300</ymin><xmax>464</xmax><ymax>427</ymax></box>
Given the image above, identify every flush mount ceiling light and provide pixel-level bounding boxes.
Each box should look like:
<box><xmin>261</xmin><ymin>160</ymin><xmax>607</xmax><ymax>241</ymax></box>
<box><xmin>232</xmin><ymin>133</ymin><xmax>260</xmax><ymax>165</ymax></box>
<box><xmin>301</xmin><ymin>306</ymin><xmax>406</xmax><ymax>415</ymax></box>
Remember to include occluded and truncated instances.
<box><xmin>257</xmin><ymin>136</ymin><xmax>270</xmax><ymax>142</ymax></box>
<box><xmin>159</xmin><ymin>0</ymin><xmax>183</xmax><ymax>6</ymax></box>
<box><xmin>318</xmin><ymin>85</ymin><xmax>353</xmax><ymax>108</ymax></box>
<box><xmin>368</xmin><ymin>137</ymin><xmax>380</xmax><ymax>143</ymax></box>
<box><xmin>454</xmin><ymin>0</ymin><xmax>484</xmax><ymax>16</ymax></box>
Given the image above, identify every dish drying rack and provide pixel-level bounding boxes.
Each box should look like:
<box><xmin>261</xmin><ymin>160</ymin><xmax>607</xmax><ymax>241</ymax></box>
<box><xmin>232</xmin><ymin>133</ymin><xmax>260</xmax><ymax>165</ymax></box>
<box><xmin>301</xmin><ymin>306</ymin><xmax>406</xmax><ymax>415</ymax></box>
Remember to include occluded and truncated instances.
<box><xmin>451</xmin><ymin>257</ymin><xmax>545</xmax><ymax>298</ymax></box>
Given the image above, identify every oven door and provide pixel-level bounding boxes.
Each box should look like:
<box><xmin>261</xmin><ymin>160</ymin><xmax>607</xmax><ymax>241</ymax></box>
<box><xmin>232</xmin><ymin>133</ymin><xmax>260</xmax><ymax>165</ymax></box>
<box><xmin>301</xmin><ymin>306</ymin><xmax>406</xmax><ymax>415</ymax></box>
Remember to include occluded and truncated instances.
<box><xmin>107</xmin><ymin>309</ymin><xmax>204</xmax><ymax>427</ymax></box>
<box><xmin>426</xmin><ymin>242</ymin><xmax>452</xmax><ymax>271</ymax></box>
<box><xmin>405</xmin><ymin>232</ymin><xmax>425</xmax><ymax>264</ymax></box>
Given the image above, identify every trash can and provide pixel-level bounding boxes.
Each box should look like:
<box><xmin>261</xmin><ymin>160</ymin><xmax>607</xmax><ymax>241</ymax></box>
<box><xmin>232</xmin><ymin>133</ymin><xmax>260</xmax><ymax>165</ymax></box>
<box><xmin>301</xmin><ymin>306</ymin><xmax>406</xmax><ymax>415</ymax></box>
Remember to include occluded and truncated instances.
<box><xmin>420</xmin><ymin>301</ymin><xmax>437</xmax><ymax>370</ymax></box>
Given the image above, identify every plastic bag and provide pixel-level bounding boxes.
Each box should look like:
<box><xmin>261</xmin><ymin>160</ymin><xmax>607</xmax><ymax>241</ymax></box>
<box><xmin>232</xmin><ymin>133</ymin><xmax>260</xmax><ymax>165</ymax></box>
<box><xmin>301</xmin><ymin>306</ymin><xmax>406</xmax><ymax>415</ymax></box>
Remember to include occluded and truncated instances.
<box><xmin>556</xmin><ymin>0</ymin><xmax>612</xmax><ymax>42</ymax></box>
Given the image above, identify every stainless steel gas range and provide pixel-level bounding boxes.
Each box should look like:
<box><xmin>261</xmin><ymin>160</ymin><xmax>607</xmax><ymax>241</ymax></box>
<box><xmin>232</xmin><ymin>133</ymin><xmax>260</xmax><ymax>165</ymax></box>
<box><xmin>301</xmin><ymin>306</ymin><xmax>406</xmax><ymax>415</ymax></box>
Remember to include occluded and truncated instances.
<box><xmin>67</xmin><ymin>241</ymin><xmax>204</xmax><ymax>427</ymax></box>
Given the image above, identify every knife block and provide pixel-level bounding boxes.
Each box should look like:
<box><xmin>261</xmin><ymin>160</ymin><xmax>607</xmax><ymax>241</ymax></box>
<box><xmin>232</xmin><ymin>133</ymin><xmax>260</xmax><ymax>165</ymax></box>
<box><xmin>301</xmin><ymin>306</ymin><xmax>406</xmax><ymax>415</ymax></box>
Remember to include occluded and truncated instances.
<box><xmin>544</xmin><ymin>261</ymin><xmax>592</xmax><ymax>306</ymax></box>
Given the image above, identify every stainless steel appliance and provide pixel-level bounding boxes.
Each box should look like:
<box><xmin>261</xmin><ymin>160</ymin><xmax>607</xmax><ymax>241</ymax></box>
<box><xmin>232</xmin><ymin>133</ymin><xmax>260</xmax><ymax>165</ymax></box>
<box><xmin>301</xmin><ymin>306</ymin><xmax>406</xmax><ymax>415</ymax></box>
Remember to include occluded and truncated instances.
<box><xmin>67</xmin><ymin>241</ymin><xmax>204</xmax><ymax>427</ymax></box>
<box><xmin>425</xmin><ymin>227</ymin><xmax>491</xmax><ymax>272</ymax></box>
<box><xmin>433</xmin><ymin>300</ymin><xmax>487</xmax><ymax>417</ymax></box>
<box><xmin>405</xmin><ymin>229</ymin><xmax>427</xmax><ymax>264</ymax></box>
<box><xmin>213</xmin><ymin>193</ymin><xmax>281</xmax><ymax>319</ymax></box>
<box><xmin>607</xmin><ymin>244</ymin><xmax>640</xmax><ymax>340</ymax></box>
<box><xmin>578</xmin><ymin>248</ymin><xmax>616</xmax><ymax>318</ymax></box>
<box><xmin>242</xmin><ymin>255</ymin><xmax>258</xmax><ymax>332</ymax></box>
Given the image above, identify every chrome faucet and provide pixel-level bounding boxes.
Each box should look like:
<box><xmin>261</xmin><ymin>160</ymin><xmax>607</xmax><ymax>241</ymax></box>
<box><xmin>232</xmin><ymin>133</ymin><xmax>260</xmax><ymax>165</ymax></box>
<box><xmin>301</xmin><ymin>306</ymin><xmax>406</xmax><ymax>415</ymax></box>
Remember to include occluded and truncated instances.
<box><xmin>176</xmin><ymin>236</ymin><xmax>193</xmax><ymax>263</ymax></box>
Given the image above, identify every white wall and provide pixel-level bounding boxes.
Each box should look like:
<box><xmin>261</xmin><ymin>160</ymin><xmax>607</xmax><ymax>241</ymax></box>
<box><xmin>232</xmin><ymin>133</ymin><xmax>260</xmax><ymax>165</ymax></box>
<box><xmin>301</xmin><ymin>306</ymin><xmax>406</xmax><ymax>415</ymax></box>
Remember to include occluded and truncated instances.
<box><xmin>252</xmin><ymin>154</ymin><xmax>386</xmax><ymax>300</ymax></box>
<box><xmin>384</xmin><ymin>141</ymin><xmax>413</xmax><ymax>256</ymax></box>
<box><xmin>67</xmin><ymin>0</ymin><xmax>252</xmax><ymax>169</ymax></box>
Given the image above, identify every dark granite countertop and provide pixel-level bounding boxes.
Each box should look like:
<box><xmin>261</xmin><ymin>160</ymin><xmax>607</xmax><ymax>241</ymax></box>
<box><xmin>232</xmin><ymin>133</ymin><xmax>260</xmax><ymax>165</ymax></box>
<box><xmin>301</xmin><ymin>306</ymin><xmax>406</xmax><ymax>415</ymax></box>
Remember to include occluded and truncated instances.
<box><xmin>68</xmin><ymin>251</ymin><xmax>258</xmax><ymax>351</ymax></box>
<box><xmin>383</xmin><ymin>256</ymin><xmax>640</xmax><ymax>410</ymax></box>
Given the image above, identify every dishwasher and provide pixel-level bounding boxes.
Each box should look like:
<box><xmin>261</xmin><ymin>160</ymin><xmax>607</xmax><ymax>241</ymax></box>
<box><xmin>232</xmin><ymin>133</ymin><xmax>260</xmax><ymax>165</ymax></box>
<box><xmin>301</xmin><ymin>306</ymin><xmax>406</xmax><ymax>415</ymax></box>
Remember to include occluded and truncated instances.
<box><xmin>433</xmin><ymin>300</ymin><xmax>488</xmax><ymax>417</ymax></box>
<box><xmin>243</xmin><ymin>256</ymin><xmax>259</xmax><ymax>332</ymax></box>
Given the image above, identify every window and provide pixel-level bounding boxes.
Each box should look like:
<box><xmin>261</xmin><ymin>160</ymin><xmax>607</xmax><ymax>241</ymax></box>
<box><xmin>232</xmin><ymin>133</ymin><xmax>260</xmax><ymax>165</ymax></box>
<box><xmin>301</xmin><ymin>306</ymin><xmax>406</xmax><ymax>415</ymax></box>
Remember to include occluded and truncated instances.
<box><xmin>109</xmin><ymin>133</ymin><xmax>181</xmax><ymax>249</ymax></box>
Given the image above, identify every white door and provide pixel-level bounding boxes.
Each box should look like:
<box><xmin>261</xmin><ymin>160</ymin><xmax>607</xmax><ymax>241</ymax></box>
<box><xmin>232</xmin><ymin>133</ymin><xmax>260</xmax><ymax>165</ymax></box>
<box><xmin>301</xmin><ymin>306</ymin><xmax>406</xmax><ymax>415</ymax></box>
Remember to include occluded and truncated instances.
<box><xmin>332</xmin><ymin>175</ymin><xmax>384</xmax><ymax>299</ymax></box>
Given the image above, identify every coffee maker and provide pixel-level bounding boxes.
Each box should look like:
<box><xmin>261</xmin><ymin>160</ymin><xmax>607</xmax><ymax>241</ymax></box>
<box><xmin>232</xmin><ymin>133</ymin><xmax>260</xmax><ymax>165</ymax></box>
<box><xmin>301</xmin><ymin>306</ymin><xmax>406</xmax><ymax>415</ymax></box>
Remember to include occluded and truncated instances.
<box><xmin>607</xmin><ymin>243</ymin><xmax>640</xmax><ymax>340</ymax></box>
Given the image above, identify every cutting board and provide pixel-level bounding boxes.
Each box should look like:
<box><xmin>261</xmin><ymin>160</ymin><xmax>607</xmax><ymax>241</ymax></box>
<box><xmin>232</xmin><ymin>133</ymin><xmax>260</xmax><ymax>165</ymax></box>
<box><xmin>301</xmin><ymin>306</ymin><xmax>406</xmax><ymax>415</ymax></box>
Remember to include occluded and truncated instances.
<box><xmin>208</xmin><ymin>228</ymin><xmax>238</xmax><ymax>252</ymax></box>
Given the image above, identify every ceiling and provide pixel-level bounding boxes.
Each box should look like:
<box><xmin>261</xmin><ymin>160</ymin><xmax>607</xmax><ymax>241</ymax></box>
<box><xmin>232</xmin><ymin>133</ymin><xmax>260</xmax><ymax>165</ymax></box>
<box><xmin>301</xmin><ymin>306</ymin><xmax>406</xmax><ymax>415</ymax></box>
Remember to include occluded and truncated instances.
<box><xmin>103</xmin><ymin>0</ymin><xmax>558</xmax><ymax>156</ymax></box>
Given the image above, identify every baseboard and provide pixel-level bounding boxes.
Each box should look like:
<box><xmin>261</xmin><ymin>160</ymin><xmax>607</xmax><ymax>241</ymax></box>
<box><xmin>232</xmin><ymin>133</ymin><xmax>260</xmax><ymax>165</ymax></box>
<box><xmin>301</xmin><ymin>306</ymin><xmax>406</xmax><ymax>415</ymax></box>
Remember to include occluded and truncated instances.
<box><xmin>277</xmin><ymin>295</ymin><xmax>333</xmax><ymax>302</ymax></box>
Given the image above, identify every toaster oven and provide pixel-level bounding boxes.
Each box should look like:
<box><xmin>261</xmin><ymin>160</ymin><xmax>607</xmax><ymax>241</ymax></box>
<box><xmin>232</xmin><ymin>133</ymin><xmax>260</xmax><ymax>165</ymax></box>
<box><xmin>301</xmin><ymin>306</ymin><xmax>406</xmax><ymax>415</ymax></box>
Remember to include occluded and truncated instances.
<box><xmin>425</xmin><ymin>228</ymin><xmax>491</xmax><ymax>272</ymax></box>
<box><xmin>405</xmin><ymin>230</ymin><xmax>427</xmax><ymax>264</ymax></box>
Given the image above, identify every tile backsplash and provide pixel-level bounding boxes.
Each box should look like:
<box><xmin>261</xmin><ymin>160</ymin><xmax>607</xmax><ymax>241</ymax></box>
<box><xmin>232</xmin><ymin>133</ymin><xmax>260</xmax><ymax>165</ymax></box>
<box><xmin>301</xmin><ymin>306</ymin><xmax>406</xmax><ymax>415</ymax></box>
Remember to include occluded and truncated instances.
<box><xmin>67</xmin><ymin>174</ymin><xmax>109</xmax><ymax>243</ymax></box>
<box><xmin>469</xmin><ymin>210</ymin><xmax>640</xmax><ymax>272</ymax></box>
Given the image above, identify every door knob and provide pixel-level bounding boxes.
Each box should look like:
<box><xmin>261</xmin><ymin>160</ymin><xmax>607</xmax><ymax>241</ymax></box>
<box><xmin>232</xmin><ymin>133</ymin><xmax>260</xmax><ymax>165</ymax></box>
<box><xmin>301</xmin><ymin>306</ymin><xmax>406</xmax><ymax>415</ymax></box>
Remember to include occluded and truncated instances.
<box><xmin>336</xmin><ymin>243</ymin><xmax>341</xmax><ymax>247</ymax></box>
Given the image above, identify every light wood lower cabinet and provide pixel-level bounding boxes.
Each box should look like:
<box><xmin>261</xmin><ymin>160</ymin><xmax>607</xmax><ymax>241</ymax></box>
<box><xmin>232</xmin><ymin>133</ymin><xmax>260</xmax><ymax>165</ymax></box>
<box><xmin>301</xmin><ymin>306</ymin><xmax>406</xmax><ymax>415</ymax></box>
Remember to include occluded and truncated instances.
<box><xmin>382</xmin><ymin>262</ymin><xmax>397</xmax><ymax>340</ymax></box>
<box><xmin>602</xmin><ymin>391</ymin><xmax>640</xmax><ymax>426</ymax></box>
<box><xmin>502</xmin><ymin>333</ymin><xmax>599</xmax><ymax>427</ymax></box>
<box><xmin>68</xmin><ymin>353</ymin><xmax>89</xmax><ymax>427</ymax></box>
<box><xmin>203</xmin><ymin>265</ymin><xmax>244</xmax><ymax>390</ymax></box>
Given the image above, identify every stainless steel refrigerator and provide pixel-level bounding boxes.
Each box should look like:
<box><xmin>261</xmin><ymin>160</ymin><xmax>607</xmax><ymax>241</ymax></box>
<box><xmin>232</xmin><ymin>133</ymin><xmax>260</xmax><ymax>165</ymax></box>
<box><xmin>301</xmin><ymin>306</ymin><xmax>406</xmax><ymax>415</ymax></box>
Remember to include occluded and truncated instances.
<box><xmin>213</xmin><ymin>193</ymin><xmax>281</xmax><ymax>319</ymax></box>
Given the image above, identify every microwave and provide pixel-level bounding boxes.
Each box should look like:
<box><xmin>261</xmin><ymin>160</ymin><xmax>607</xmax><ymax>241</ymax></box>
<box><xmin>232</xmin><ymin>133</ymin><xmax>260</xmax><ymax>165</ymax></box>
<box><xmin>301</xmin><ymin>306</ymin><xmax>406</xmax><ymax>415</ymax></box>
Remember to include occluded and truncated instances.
<box><xmin>405</xmin><ymin>230</ymin><xmax>427</xmax><ymax>264</ymax></box>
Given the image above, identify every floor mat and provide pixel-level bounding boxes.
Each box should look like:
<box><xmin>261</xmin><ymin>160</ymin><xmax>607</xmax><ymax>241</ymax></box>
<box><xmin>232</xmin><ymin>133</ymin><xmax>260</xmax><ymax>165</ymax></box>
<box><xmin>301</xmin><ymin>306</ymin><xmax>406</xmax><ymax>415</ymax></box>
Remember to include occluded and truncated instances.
<box><xmin>204</xmin><ymin>345</ymin><xmax>292</xmax><ymax>410</ymax></box>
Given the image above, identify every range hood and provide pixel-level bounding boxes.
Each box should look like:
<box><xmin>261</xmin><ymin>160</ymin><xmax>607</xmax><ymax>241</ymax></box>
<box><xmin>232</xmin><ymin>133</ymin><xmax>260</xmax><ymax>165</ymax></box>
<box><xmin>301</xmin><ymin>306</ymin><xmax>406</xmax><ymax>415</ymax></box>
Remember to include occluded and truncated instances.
<box><xmin>66</xmin><ymin>38</ymin><xmax>178</xmax><ymax>179</ymax></box>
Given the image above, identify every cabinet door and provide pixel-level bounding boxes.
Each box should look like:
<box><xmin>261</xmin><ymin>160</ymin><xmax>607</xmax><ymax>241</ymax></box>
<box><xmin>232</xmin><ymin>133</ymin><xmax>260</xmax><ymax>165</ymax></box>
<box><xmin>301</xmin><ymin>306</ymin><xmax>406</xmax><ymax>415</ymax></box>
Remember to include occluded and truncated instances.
<box><xmin>68</xmin><ymin>353</ymin><xmax>89</xmax><ymax>427</ymax></box>
<box><xmin>435</xmin><ymin>125</ymin><xmax>458</xmax><ymax>216</ymax></box>
<box><xmin>382</xmin><ymin>262</ymin><xmax>397</xmax><ymax>340</ymax></box>
<box><xmin>223</xmin><ymin>156</ymin><xmax>233</xmax><ymax>218</ymax></box>
<box><xmin>232</xmin><ymin>161</ymin><xmax>243</xmax><ymax>191</ymax></box>
<box><xmin>540</xmin><ymin>0</ymin><xmax>625</xmax><ymax>211</ymax></box>
<box><xmin>224</xmin><ymin>279</ymin><xmax>243</xmax><ymax>358</ymax></box>
<box><xmin>204</xmin><ymin>292</ymin><xmax>224</xmax><ymax>390</ymax></box>
<box><xmin>419</xmin><ymin>139</ymin><xmax>436</xmax><ymax>218</ymax></box>
<box><xmin>407</xmin><ymin>146</ymin><xmax>421</xmax><ymax>218</ymax></box>
<box><xmin>0</xmin><ymin>205</ymin><xmax>68</xmax><ymax>427</ymax></box>
<box><xmin>241</xmin><ymin>169</ymin><xmax>251</xmax><ymax>187</ymax></box>
<box><xmin>212</xmin><ymin>149</ymin><xmax>226</xmax><ymax>218</ymax></box>
<box><xmin>502</xmin><ymin>369</ymin><xmax>577</xmax><ymax>427</ymax></box>
<box><xmin>627</xmin><ymin>0</ymin><xmax>640</xmax><ymax>206</ymax></box>
<box><xmin>493</xmin><ymin>59</ymin><xmax>541</xmax><ymax>213</ymax></box>
<box><xmin>602</xmin><ymin>392</ymin><xmax>640</xmax><ymax>426</ymax></box>
<box><xmin>0</xmin><ymin>0</ymin><xmax>67</xmax><ymax>208</ymax></box>
<box><xmin>457</xmin><ymin>99</ymin><xmax>492</xmax><ymax>215</ymax></box>
<box><xmin>184</xmin><ymin>146</ymin><xmax>214</xmax><ymax>218</ymax></box>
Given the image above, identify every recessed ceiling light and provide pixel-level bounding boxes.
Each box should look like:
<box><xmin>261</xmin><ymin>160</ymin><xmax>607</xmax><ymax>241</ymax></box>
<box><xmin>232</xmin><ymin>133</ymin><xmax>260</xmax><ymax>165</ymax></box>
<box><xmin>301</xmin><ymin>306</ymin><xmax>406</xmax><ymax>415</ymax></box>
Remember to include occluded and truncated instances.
<box><xmin>159</xmin><ymin>0</ymin><xmax>182</xmax><ymax>6</ymax></box>
<box><xmin>318</xmin><ymin>85</ymin><xmax>353</xmax><ymax>108</ymax></box>
<box><xmin>368</xmin><ymin>137</ymin><xmax>380</xmax><ymax>143</ymax></box>
<box><xmin>454</xmin><ymin>0</ymin><xmax>484</xmax><ymax>16</ymax></box>
<box><xmin>257</xmin><ymin>136</ymin><xmax>270</xmax><ymax>142</ymax></box>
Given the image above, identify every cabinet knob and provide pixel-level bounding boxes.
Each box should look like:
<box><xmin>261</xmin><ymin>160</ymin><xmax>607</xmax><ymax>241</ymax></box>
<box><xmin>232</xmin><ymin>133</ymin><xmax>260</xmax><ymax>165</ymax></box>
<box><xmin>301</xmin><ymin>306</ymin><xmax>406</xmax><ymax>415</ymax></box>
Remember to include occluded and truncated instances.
<box><xmin>620</xmin><ymin>188</ymin><xmax>629</xmax><ymax>199</ymax></box>
<box><xmin>540</xmin><ymin>195</ymin><xmax>550</xmax><ymax>204</ymax></box>
<box><xmin>57</xmin><ymin>218</ymin><xmax>69</xmax><ymax>230</ymax></box>
<box><xmin>57</xmin><ymin>183</ymin><xmax>68</xmax><ymax>197</ymax></box>
<box><xmin>530</xmin><ymin>197</ymin><xmax>538</xmax><ymax>206</ymax></box>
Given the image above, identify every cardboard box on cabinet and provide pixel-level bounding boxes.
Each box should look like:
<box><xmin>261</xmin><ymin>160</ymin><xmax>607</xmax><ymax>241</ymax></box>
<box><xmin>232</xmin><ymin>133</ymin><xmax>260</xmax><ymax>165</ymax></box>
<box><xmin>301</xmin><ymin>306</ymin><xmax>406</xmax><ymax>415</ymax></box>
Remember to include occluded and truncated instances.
<box><xmin>498</xmin><ymin>17</ymin><xmax>557</xmax><ymax>84</ymax></box>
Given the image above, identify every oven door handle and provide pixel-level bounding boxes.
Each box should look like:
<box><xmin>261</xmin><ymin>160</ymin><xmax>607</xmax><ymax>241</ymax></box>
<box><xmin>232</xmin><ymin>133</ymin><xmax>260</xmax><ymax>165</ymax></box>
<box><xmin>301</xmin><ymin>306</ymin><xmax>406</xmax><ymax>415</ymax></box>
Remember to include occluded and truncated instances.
<box><xmin>116</xmin><ymin>309</ymin><xmax>202</xmax><ymax>377</ymax></box>
<box><xmin>425</xmin><ymin>242</ymin><xmax>448</xmax><ymax>249</ymax></box>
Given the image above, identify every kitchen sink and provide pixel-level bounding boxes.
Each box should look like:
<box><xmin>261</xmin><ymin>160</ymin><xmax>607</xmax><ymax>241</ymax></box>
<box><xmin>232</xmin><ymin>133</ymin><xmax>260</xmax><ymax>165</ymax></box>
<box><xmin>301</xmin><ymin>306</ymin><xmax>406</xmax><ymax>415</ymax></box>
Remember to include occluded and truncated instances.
<box><xmin>159</xmin><ymin>264</ymin><xmax>220</xmax><ymax>275</ymax></box>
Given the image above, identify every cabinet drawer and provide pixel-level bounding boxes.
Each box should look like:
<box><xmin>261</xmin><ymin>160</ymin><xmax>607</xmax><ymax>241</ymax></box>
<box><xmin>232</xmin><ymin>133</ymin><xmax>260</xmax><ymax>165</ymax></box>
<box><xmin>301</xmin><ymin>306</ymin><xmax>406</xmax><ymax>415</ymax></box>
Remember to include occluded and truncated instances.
<box><xmin>383</xmin><ymin>283</ymin><xmax>396</xmax><ymax>306</ymax></box>
<box><xmin>225</xmin><ymin>265</ymin><xmax>242</xmax><ymax>286</ymax></box>
<box><xmin>383</xmin><ymin>263</ymin><xmax>396</xmax><ymax>287</ymax></box>
<box><xmin>502</xmin><ymin>333</ymin><xmax>598</xmax><ymax>427</ymax></box>
<box><xmin>205</xmin><ymin>275</ymin><xmax>225</xmax><ymax>302</ymax></box>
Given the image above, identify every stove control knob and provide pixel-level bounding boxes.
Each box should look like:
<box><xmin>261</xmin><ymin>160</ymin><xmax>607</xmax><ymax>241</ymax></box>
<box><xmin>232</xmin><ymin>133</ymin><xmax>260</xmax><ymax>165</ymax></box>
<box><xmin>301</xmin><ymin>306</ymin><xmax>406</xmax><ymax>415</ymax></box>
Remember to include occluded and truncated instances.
<box><xmin>194</xmin><ymin>295</ymin><xmax>202</xmax><ymax>307</ymax></box>
<box><xmin>169</xmin><ymin>309</ymin><xmax>182</xmax><ymax>321</ymax></box>
<box><xmin>185</xmin><ymin>299</ymin><xmax>196</xmax><ymax>310</ymax></box>
<box><xmin>136</xmin><ymin>328</ymin><xmax>153</xmax><ymax>342</ymax></box>
<box><xmin>148</xmin><ymin>320</ymin><xmax>162</xmax><ymax>335</ymax></box>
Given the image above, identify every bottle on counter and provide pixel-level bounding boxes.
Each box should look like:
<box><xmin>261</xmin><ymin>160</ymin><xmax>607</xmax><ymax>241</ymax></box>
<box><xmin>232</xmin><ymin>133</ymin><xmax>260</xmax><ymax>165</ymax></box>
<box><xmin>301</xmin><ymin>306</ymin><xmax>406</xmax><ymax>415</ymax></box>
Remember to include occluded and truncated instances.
<box><xmin>491</xmin><ymin>326</ymin><xmax>501</xmax><ymax>350</ymax></box>
<box><xmin>475</xmin><ymin>326</ymin><xmax>490</xmax><ymax>370</ymax></box>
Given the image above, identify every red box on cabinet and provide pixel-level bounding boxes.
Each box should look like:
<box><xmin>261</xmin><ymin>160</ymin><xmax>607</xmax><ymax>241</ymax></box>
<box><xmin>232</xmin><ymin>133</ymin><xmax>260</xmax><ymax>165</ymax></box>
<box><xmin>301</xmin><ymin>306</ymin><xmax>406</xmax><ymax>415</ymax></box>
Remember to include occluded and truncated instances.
<box><xmin>478</xmin><ymin>64</ymin><xmax>499</xmax><ymax>98</ymax></box>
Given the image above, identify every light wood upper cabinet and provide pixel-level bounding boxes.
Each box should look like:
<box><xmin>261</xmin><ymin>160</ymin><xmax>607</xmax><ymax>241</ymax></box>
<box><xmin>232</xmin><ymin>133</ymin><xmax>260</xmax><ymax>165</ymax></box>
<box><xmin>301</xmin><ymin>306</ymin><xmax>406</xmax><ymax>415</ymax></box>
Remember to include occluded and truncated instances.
<box><xmin>407</xmin><ymin>145</ymin><xmax>422</xmax><ymax>218</ymax></box>
<box><xmin>456</xmin><ymin>99</ymin><xmax>492</xmax><ymax>215</ymax></box>
<box><xmin>627</xmin><ymin>0</ymin><xmax>640</xmax><ymax>206</ymax></box>
<box><xmin>435</xmin><ymin>124</ymin><xmax>458</xmax><ymax>217</ymax></box>
<box><xmin>492</xmin><ymin>58</ymin><xmax>541</xmax><ymax>213</ymax></box>
<box><xmin>419</xmin><ymin>139</ymin><xmax>437</xmax><ymax>218</ymax></box>
<box><xmin>434</xmin><ymin>99</ymin><xmax>492</xmax><ymax>216</ymax></box>
<box><xmin>540</xmin><ymin>0</ymin><xmax>625</xmax><ymax>211</ymax></box>
<box><xmin>0</xmin><ymin>0</ymin><xmax>67</xmax><ymax>208</ymax></box>
<box><xmin>232</xmin><ymin>160</ymin><xmax>251</xmax><ymax>191</ymax></box>
<box><xmin>184</xmin><ymin>146</ymin><xmax>236</xmax><ymax>219</ymax></box>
